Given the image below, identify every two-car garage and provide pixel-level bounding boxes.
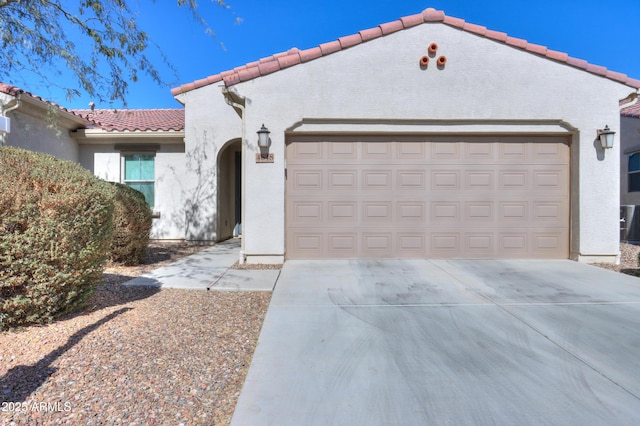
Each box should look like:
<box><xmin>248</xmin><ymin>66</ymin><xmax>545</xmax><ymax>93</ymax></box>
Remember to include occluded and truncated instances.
<box><xmin>174</xmin><ymin>7</ymin><xmax>634</xmax><ymax>264</ymax></box>
<box><xmin>286</xmin><ymin>135</ymin><xmax>570</xmax><ymax>259</ymax></box>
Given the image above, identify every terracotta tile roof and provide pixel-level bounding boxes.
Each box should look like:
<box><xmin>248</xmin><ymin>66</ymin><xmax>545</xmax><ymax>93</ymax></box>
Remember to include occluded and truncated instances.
<box><xmin>72</xmin><ymin>109</ymin><xmax>185</xmax><ymax>132</ymax></box>
<box><xmin>171</xmin><ymin>8</ymin><xmax>640</xmax><ymax>96</ymax></box>
<box><xmin>0</xmin><ymin>83</ymin><xmax>89</xmax><ymax>120</ymax></box>
<box><xmin>621</xmin><ymin>101</ymin><xmax>640</xmax><ymax>118</ymax></box>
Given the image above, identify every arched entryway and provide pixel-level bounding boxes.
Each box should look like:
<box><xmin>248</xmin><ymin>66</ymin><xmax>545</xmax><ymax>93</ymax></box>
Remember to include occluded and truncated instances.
<box><xmin>217</xmin><ymin>138</ymin><xmax>242</xmax><ymax>241</ymax></box>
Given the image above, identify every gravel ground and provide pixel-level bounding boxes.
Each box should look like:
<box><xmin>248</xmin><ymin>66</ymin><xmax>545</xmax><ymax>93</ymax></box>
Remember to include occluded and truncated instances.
<box><xmin>2</xmin><ymin>241</ymin><xmax>637</xmax><ymax>425</ymax></box>
<box><xmin>1</xmin><ymin>242</ymin><xmax>271</xmax><ymax>426</ymax></box>
<box><xmin>593</xmin><ymin>242</ymin><xmax>640</xmax><ymax>276</ymax></box>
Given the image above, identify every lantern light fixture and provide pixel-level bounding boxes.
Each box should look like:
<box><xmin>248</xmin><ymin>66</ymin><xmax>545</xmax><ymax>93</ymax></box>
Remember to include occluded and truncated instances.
<box><xmin>598</xmin><ymin>125</ymin><xmax>615</xmax><ymax>150</ymax></box>
<box><xmin>257</xmin><ymin>124</ymin><xmax>270</xmax><ymax>149</ymax></box>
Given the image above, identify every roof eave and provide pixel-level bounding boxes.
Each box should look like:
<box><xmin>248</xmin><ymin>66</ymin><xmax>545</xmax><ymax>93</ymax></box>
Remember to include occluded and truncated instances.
<box><xmin>18</xmin><ymin>94</ymin><xmax>90</xmax><ymax>127</ymax></box>
<box><xmin>171</xmin><ymin>7</ymin><xmax>640</xmax><ymax>95</ymax></box>
<box><xmin>71</xmin><ymin>128</ymin><xmax>185</xmax><ymax>141</ymax></box>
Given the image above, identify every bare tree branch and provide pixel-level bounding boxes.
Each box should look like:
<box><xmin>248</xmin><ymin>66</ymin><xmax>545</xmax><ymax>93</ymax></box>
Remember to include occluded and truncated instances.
<box><xmin>0</xmin><ymin>0</ymin><xmax>233</xmax><ymax>105</ymax></box>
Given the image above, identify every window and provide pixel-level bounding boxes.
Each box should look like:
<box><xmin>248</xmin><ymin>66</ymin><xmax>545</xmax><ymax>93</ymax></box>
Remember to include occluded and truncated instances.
<box><xmin>629</xmin><ymin>153</ymin><xmax>640</xmax><ymax>192</ymax></box>
<box><xmin>123</xmin><ymin>154</ymin><xmax>155</xmax><ymax>207</ymax></box>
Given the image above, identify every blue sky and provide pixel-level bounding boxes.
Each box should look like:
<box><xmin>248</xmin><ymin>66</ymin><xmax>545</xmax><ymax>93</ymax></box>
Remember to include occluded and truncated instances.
<box><xmin>25</xmin><ymin>0</ymin><xmax>640</xmax><ymax>109</ymax></box>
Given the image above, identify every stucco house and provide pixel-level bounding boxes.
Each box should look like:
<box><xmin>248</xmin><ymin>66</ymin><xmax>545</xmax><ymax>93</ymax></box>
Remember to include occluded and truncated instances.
<box><xmin>2</xmin><ymin>8</ymin><xmax>639</xmax><ymax>265</ymax></box>
<box><xmin>620</xmin><ymin>100</ymin><xmax>640</xmax><ymax>240</ymax></box>
<box><xmin>170</xmin><ymin>8</ymin><xmax>639</xmax><ymax>264</ymax></box>
<box><xmin>0</xmin><ymin>83</ymin><xmax>186</xmax><ymax>240</ymax></box>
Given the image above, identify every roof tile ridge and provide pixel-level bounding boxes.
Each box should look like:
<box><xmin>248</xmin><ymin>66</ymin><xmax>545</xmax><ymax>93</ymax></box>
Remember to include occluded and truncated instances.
<box><xmin>172</xmin><ymin>7</ymin><xmax>640</xmax><ymax>93</ymax></box>
<box><xmin>359</xmin><ymin>27</ymin><xmax>383</xmax><ymax>42</ymax></box>
<box><xmin>463</xmin><ymin>22</ymin><xmax>487</xmax><ymax>36</ymax></box>
<box><xmin>299</xmin><ymin>46</ymin><xmax>323</xmax><ymax>63</ymax></box>
<box><xmin>338</xmin><ymin>33</ymin><xmax>363</xmax><ymax>49</ymax></box>
<box><xmin>378</xmin><ymin>19</ymin><xmax>404</xmax><ymax>35</ymax></box>
<box><xmin>439</xmin><ymin>11</ymin><xmax>640</xmax><ymax>89</ymax></box>
<box><xmin>319</xmin><ymin>40</ymin><xmax>342</xmax><ymax>55</ymax></box>
<box><xmin>276</xmin><ymin>51</ymin><xmax>302</xmax><ymax>71</ymax></box>
<box><xmin>400</xmin><ymin>13</ymin><xmax>424</xmax><ymax>28</ymax></box>
<box><xmin>422</xmin><ymin>8</ymin><xmax>445</xmax><ymax>22</ymax></box>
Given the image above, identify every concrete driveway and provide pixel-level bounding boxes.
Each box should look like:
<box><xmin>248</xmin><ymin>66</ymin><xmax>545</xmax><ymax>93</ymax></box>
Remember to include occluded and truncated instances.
<box><xmin>231</xmin><ymin>260</ymin><xmax>640</xmax><ymax>425</ymax></box>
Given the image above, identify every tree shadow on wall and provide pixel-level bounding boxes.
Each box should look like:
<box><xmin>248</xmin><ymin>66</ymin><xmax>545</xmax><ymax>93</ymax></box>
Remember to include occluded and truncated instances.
<box><xmin>0</xmin><ymin>307</ymin><xmax>130</xmax><ymax>403</ymax></box>
<box><xmin>160</xmin><ymin>130</ymin><xmax>221</xmax><ymax>241</ymax></box>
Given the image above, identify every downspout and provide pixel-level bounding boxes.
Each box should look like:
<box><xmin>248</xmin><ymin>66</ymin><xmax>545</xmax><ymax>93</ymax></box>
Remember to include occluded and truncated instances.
<box><xmin>222</xmin><ymin>87</ymin><xmax>247</xmax><ymax>264</ymax></box>
<box><xmin>1</xmin><ymin>95</ymin><xmax>21</xmax><ymax>146</ymax></box>
<box><xmin>620</xmin><ymin>90</ymin><xmax>640</xmax><ymax>111</ymax></box>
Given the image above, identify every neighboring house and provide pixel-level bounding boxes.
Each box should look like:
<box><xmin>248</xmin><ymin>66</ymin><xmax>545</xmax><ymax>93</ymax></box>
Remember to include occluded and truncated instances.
<box><xmin>0</xmin><ymin>84</ymin><xmax>187</xmax><ymax>240</ymax></box>
<box><xmin>620</xmin><ymin>100</ymin><xmax>640</xmax><ymax>240</ymax></box>
<box><xmin>171</xmin><ymin>8</ymin><xmax>640</xmax><ymax>264</ymax></box>
<box><xmin>3</xmin><ymin>8</ymin><xmax>640</xmax><ymax>264</ymax></box>
<box><xmin>0</xmin><ymin>83</ymin><xmax>86</xmax><ymax>161</ymax></box>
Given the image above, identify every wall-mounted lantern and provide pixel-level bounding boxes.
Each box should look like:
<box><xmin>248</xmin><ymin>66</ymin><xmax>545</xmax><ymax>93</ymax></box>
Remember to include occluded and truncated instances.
<box><xmin>598</xmin><ymin>125</ymin><xmax>615</xmax><ymax>150</ymax></box>
<box><xmin>256</xmin><ymin>124</ymin><xmax>274</xmax><ymax>163</ymax></box>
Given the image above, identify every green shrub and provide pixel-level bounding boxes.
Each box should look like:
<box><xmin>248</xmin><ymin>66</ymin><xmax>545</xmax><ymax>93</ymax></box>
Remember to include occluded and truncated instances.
<box><xmin>108</xmin><ymin>182</ymin><xmax>152</xmax><ymax>265</ymax></box>
<box><xmin>0</xmin><ymin>147</ymin><xmax>114</xmax><ymax>330</ymax></box>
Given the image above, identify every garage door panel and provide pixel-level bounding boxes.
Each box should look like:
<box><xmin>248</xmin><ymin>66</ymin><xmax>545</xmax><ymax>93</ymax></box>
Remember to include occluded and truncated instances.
<box><xmin>397</xmin><ymin>142</ymin><xmax>427</xmax><ymax>159</ymax></box>
<box><xmin>431</xmin><ymin>170</ymin><xmax>461</xmax><ymax>190</ymax></box>
<box><xmin>431</xmin><ymin>232</ymin><xmax>462</xmax><ymax>256</ymax></box>
<box><xmin>362</xmin><ymin>141</ymin><xmax>392</xmax><ymax>159</ymax></box>
<box><xmin>291</xmin><ymin>139</ymin><xmax>323</xmax><ymax>160</ymax></box>
<box><xmin>397</xmin><ymin>202</ymin><xmax>426</xmax><ymax>221</ymax></box>
<box><xmin>328</xmin><ymin>170</ymin><xmax>357</xmax><ymax>190</ymax></box>
<box><xmin>328</xmin><ymin>202</ymin><xmax>358</xmax><ymax>223</ymax></box>
<box><xmin>288</xmin><ymin>232</ymin><xmax>323</xmax><ymax>257</ymax></box>
<box><xmin>498</xmin><ymin>233</ymin><xmax>529</xmax><ymax>255</ymax></box>
<box><xmin>499</xmin><ymin>201</ymin><xmax>529</xmax><ymax>223</ymax></box>
<box><xmin>290</xmin><ymin>201</ymin><xmax>323</xmax><ymax>224</ymax></box>
<box><xmin>431</xmin><ymin>142</ymin><xmax>460</xmax><ymax>160</ymax></box>
<box><xmin>327</xmin><ymin>141</ymin><xmax>357</xmax><ymax>159</ymax></box>
<box><xmin>328</xmin><ymin>233</ymin><xmax>358</xmax><ymax>256</ymax></box>
<box><xmin>464</xmin><ymin>202</ymin><xmax>494</xmax><ymax>222</ymax></box>
<box><xmin>532</xmin><ymin>201</ymin><xmax>567</xmax><ymax>224</ymax></box>
<box><xmin>432</xmin><ymin>202</ymin><xmax>460</xmax><ymax>223</ymax></box>
<box><xmin>465</xmin><ymin>170</ymin><xmax>494</xmax><ymax>190</ymax></box>
<box><xmin>531</xmin><ymin>229</ymin><xmax>569</xmax><ymax>257</ymax></box>
<box><xmin>499</xmin><ymin>170</ymin><xmax>528</xmax><ymax>190</ymax></box>
<box><xmin>362</xmin><ymin>233</ymin><xmax>393</xmax><ymax>257</ymax></box>
<box><xmin>532</xmin><ymin>169</ymin><xmax>569</xmax><ymax>192</ymax></box>
<box><xmin>465</xmin><ymin>233</ymin><xmax>495</xmax><ymax>255</ymax></box>
<box><xmin>363</xmin><ymin>170</ymin><xmax>392</xmax><ymax>190</ymax></box>
<box><xmin>286</xmin><ymin>136</ymin><xmax>569</xmax><ymax>259</ymax></box>
<box><xmin>292</xmin><ymin>170</ymin><xmax>323</xmax><ymax>190</ymax></box>
<box><xmin>363</xmin><ymin>202</ymin><xmax>393</xmax><ymax>223</ymax></box>
<box><xmin>397</xmin><ymin>170</ymin><xmax>426</xmax><ymax>190</ymax></box>
<box><xmin>464</xmin><ymin>142</ymin><xmax>494</xmax><ymax>159</ymax></box>
<box><xmin>498</xmin><ymin>142</ymin><xmax>527</xmax><ymax>160</ymax></box>
<box><xmin>397</xmin><ymin>233</ymin><xmax>426</xmax><ymax>256</ymax></box>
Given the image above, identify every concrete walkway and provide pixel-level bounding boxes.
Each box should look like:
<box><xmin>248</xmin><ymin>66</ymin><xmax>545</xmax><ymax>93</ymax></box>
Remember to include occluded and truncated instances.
<box><xmin>232</xmin><ymin>259</ymin><xmax>640</xmax><ymax>425</ymax></box>
<box><xmin>123</xmin><ymin>239</ymin><xmax>279</xmax><ymax>291</ymax></box>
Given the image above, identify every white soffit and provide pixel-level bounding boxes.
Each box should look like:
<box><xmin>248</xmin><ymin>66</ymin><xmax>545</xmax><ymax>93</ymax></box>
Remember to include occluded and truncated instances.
<box><xmin>286</xmin><ymin>119</ymin><xmax>577</xmax><ymax>135</ymax></box>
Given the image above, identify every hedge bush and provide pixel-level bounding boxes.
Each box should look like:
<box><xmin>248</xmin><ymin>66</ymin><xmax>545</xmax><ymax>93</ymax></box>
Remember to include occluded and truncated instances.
<box><xmin>108</xmin><ymin>182</ymin><xmax>152</xmax><ymax>265</ymax></box>
<box><xmin>0</xmin><ymin>147</ymin><xmax>114</xmax><ymax>329</ymax></box>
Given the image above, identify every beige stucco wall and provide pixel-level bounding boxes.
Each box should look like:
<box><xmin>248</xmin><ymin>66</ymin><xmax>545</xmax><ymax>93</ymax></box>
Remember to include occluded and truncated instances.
<box><xmin>183</xmin><ymin>22</ymin><xmax>635</xmax><ymax>263</ymax></box>
<box><xmin>2</xmin><ymin>103</ymin><xmax>80</xmax><ymax>162</ymax></box>
<box><xmin>175</xmin><ymin>87</ymin><xmax>242</xmax><ymax>242</ymax></box>
<box><xmin>79</xmin><ymin>141</ymin><xmax>187</xmax><ymax>240</ymax></box>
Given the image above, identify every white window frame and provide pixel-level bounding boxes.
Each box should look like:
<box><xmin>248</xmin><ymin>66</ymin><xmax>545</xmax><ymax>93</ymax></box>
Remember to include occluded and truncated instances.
<box><xmin>120</xmin><ymin>153</ymin><xmax>156</xmax><ymax>207</ymax></box>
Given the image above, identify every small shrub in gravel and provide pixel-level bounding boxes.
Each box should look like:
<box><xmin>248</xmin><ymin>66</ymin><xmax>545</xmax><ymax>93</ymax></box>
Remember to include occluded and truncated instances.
<box><xmin>0</xmin><ymin>147</ymin><xmax>114</xmax><ymax>330</ymax></box>
<box><xmin>107</xmin><ymin>182</ymin><xmax>152</xmax><ymax>265</ymax></box>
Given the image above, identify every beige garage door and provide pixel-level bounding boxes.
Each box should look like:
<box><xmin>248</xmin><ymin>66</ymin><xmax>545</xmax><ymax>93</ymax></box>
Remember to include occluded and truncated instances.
<box><xmin>285</xmin><ymin>135</ymin><xmax>570</xmax><ymax>259</ymax></box>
